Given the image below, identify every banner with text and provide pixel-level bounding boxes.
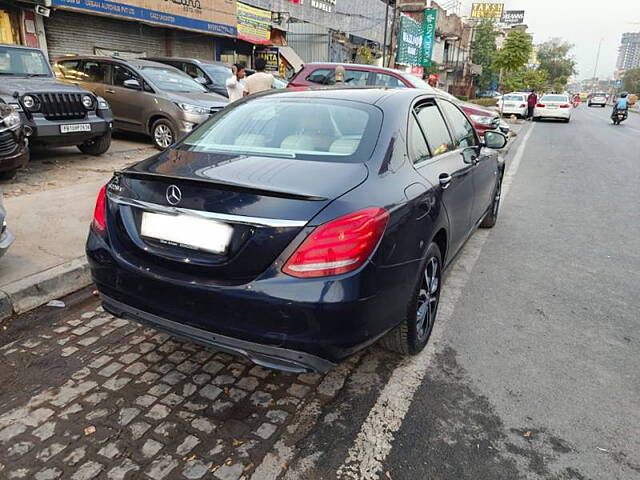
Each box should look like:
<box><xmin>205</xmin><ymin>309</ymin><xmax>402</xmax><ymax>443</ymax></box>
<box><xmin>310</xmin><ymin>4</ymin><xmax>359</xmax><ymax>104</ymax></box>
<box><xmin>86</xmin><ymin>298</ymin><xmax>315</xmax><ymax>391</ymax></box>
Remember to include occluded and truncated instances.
<box><xmin>471</xmin><ymin>3</ymin><xmax>504</xmax><ymax>19</ymax></box>
<box><xmin>237</xmin><ymin>2</ymin><xmax>272</xmax><ymax>45</ymax></box>
<box><xmin>396</xmin><ymin>14</ymin><xmax>423</xmax><ymax>66</ymax></box>
<box><xmin>255</xmin><ymin>47</ymin><xmax>279</xmax><ymax>72</ymax></box>
<box><xmin>421</xmin><ymin>8</ymin><xmax>438</xmax><ymax>67</ymax></box>
<box><xmin>51</xmin><ymin>0</ymin><xmax>237</xmax><ymax>37</ymax></box>
<box><xmin>501</xmin><ymin>10</ymin><xmax>525</xmax><ymax>24</ymax></box>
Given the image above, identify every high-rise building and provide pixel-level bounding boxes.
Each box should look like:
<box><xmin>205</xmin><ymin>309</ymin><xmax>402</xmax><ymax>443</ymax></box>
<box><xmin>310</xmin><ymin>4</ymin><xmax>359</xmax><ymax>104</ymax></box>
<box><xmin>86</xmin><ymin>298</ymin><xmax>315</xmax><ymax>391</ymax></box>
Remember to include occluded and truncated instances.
<box><xmin>616</xmin><ymin>32</ymin><xmax>640</xmax><ymax>71</ymax></box>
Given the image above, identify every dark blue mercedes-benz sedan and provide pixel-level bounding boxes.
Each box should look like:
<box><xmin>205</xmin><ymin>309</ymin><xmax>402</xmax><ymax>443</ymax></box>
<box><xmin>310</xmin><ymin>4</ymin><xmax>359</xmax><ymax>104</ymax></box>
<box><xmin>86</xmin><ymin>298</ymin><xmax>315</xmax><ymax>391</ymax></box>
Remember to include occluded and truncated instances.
<box><xmin>87</xmin><ymin>88</ymin><xmax>507</xmax><ymax>373</ymax></box>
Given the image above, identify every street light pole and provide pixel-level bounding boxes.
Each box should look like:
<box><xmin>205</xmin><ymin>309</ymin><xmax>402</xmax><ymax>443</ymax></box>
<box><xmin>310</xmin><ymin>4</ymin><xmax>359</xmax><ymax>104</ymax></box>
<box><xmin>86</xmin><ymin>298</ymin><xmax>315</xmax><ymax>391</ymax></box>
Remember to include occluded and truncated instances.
<box><xmin>592</xmin><ymin>37</ymin><xmax>603</xmax><ymax>81</ymax></box>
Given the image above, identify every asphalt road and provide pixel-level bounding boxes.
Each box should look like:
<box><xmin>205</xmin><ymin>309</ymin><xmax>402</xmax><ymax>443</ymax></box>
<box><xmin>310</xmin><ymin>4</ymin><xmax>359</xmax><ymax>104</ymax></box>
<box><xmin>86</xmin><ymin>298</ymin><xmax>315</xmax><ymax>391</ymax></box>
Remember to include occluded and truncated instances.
<box><xmin>0</xmin><ymin>107</ymin><xmax>638</xmax><ymax>480</ymax></box>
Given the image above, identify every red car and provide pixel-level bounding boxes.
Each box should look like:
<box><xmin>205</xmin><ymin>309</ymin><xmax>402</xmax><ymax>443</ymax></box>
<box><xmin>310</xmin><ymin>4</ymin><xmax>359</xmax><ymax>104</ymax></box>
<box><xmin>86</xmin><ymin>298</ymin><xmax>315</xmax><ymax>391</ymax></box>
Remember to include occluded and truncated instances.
<box><xmin>288</xmin><ymin>62</ymin><xmax>501</xmax><ymax>138</ymax></box>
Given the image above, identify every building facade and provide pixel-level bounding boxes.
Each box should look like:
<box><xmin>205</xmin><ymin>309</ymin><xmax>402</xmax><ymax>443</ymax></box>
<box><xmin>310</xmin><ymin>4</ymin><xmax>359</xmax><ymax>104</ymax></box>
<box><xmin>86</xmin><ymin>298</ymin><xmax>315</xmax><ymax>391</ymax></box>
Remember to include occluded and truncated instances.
<box><xmin>616</xmin><ymin>32</ymin><xmax>640</xmax><ymax>72</ymax></box>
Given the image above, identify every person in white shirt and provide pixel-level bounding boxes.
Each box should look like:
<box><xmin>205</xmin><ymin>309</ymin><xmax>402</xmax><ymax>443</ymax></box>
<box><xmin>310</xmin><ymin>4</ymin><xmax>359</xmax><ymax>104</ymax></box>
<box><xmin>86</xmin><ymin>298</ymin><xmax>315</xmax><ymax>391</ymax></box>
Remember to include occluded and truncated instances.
<box><xmin>225</xmin><ymin>63</ymin><xmax>246</xmax><ymax>102</ymax></box>
<box><xmin>244</xmin><ymin>57</ymin><xmax>274</xmax><ymax>96</ymax></box>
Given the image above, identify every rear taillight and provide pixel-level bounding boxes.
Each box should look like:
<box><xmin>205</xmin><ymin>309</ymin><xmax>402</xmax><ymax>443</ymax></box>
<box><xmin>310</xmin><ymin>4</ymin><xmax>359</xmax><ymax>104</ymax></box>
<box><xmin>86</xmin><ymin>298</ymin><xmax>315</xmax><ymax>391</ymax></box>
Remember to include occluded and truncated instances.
<box><xmin>91</xmin><ymin>184</ymin><xmax>107</xmax><ymax>235</ymax></box>
<box><xmin>519</xmin><ymin>104</ymin><xmax>526</xmax><ymax>108</ymax></box>
<box><xmin>536</xmin><ymin>103</ymin><xmax>545</xmax><ymax>108</ymax></box>
<box><xmin>560</xmin><ymin>104</ymin><xmax>570</xmax><ymax>108</ymax></box>
<box><xmin>283</xmin><ymin>207</ymin><xmax>389</xmax><ymax>278</ymax></box>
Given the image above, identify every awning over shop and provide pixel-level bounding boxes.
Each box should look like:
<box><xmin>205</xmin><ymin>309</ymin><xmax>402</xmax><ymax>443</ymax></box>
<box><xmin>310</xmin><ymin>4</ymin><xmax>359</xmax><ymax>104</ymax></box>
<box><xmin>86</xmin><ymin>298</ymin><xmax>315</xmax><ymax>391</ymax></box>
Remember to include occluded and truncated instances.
<box><xmin>279</xmin><ymin>45</ymin><xmax>305</xmax><ymax>72</ymax></box>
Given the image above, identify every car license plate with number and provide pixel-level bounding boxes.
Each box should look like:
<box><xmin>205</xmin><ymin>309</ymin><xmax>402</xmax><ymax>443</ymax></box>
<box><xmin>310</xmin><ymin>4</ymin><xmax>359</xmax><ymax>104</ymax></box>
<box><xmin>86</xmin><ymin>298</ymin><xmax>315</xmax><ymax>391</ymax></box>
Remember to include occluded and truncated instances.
<box><xmin>505</xmin><ymin>103</ymin><xmax>515</xmax><ymax>107</ymax></box>
<box><xmin>140</xmin><ymin>211</ymin><xmax>233</xmax><ymax>254</ymax></box>
<box><xmin>60</xmin><ymin>123</ymin><xmax>91</xmax><ymax>134</ymax></box>
<box><xmin>548</xmin><ymin>106</ymin><xmax>558</xmax><ymax>109</ymax></box>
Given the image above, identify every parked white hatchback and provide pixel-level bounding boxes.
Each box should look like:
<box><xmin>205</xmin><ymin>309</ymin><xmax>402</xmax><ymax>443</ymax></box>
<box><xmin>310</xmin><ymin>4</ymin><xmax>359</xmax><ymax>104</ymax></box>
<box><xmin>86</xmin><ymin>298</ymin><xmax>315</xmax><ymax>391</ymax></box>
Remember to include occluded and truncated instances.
<box><xmin>498</xmin><ymin>93</ymin><xmax>528</xmax><ymax>118</ymax></box>
<box><xmin>533</xmin><ymin>94</ymin><xmax>573</xmax><ymax>123</ymax></box>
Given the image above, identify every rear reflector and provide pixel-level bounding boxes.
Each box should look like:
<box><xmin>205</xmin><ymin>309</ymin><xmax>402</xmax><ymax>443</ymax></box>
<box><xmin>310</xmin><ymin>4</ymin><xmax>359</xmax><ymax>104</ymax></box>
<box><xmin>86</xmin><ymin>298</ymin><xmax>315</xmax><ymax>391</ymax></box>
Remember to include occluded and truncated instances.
<box><xmin>283</xmin><ymin>207</ymin><xmax>389</xmax><ymax>278</ymax></box>
<box><xmin>92</xmin><ymin>184</ymin><xmax>107</xmax><ymax>235</ymax></box>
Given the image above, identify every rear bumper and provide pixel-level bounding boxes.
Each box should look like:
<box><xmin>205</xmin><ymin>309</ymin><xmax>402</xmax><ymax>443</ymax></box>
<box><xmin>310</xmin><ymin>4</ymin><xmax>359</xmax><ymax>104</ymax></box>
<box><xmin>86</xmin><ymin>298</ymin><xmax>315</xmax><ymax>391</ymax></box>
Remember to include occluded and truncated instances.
<box><xmin>533</xmin><ymin>108</ymin><xmax>571</xmax><ymax>119</ymax></box>
<box><xmin>102</xmin><ymin>294</ymin><xmax>335</xmax><ymax>373</ymax></box>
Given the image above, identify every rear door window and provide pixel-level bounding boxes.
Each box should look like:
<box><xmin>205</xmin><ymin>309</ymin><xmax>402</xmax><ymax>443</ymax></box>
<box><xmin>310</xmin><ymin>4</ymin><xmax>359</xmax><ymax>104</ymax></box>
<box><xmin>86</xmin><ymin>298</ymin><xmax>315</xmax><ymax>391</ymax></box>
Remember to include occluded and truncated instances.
<box><xmin>408</xmin><ymin>114</ymin><xmax>430</xmax><ymax>164</ymax></box>
<box><xmin>344</xmin><ymin>70</ymin><xmax>369</xmax><ymax>86</ymax></box>
<box><xmin>57</xmin><ymin>60</ymin><xmax>83</xmax><ymax>80</ymax></box>
<box><xmin>82</xmin><ymin>61</ymin><xmax>108</xmax><ymax>84</ymax></box>
<box><xmin>372</xmin><ymin>73</ymin><xmax>407</xmax><ymax>88</ymax></box>
<box><xmin>414</xmin><ymin>102</ymin><xmax>455</xmax><ymax>157</ymax></box>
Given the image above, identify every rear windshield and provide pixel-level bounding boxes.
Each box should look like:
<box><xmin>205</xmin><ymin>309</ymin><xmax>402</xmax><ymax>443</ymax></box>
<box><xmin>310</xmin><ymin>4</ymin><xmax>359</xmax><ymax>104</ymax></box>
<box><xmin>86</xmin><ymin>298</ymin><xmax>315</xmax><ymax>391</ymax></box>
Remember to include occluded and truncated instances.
<box><xmin>180</xmin><ymin>98</ymin><xmax>382</xmax><ymax>163</ymax></box>
<box><xmin>141</xmin><ymin>66</ymin><xmax>207</xmax><ymax>93</ymax></box>
<box><xmin>541</xmin><ymin>95</ymin><xmax>568</xmax><ymax>103</ymax></box>
<box><xmin>503</xmin><ymin>95</ymin><xmax>524</xmax><ymax>101</ymax></box>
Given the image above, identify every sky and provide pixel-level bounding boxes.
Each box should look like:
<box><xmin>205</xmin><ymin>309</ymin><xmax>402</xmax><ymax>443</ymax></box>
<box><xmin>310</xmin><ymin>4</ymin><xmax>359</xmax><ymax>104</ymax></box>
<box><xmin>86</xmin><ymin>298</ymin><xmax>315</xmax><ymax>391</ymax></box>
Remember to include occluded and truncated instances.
<box><xmin>459</xmin><ymin>0</ymin><xmax>640</xmax><ymax>80</ymax></box>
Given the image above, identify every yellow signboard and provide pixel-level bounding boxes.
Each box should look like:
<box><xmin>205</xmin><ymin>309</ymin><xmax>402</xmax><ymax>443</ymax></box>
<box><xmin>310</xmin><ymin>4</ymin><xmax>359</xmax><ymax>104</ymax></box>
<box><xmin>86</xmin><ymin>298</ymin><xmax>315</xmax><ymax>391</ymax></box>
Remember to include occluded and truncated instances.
<box><xmin>237</xmin><ymin>2</ymin><xmax>271</xmax><ymax>45</ymax></box>
<box><xmin>51</xmin><ymin>0</ymin><xmax>237</xmax><ymax>36</ymax></box>
<box><xmin>471</xmin><ymin>3</ymin><xmax>504</xmax><ymax>19</ymax></box>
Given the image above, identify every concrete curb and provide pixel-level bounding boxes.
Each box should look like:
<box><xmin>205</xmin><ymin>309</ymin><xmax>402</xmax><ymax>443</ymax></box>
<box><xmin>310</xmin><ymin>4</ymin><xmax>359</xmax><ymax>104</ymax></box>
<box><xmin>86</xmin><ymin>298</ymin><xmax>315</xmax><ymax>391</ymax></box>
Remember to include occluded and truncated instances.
<box><xmin>0</xmin><ymin>256</ymin><xmax>91</xmax><ymax>320</ymax></box>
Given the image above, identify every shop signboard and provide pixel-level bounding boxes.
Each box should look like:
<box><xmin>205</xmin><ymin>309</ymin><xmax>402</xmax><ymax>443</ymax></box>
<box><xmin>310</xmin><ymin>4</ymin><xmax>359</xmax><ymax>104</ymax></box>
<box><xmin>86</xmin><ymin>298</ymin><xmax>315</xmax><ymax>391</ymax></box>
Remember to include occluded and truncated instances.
<box><xmin>255</xmin><ymin>47</ymin><xmax>279</xmax><ymax>72</ymax></box>
<box><xmin>501</xmin><ymin>10</ymin><xmax>525</xmax><ymax>24</ymax></box>
<box><xmin>421</xmin><ymin>8</ymin><xmax>437</xmax><ymax>67</ymax></box>
<box><xmin>50</xmin><ymin>0</ymin><xmax>237</xmax><ymax>36</ymax></box>
<box><xmin>396</xmin><ymin>14</ymin><xmax>423</xmax><ymax>66</ymax></box>
<box><xmin>237</xmin><ymin>2</ymin><xmax>271</xmax><ymax>45</ymax></box>
<box><xmin>470</xmin><ymin>3</ymin><xmax>504</xmax><ymax>19</ymax></box>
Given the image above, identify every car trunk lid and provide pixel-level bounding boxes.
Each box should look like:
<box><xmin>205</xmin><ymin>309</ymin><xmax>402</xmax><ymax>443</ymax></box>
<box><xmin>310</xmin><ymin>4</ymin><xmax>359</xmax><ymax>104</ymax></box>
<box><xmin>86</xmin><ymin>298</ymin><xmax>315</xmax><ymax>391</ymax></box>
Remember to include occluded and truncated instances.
<box><xmin>106</xmin><ymin>149</ymin><xmax>368</xmax><ymax>284</ymax></box>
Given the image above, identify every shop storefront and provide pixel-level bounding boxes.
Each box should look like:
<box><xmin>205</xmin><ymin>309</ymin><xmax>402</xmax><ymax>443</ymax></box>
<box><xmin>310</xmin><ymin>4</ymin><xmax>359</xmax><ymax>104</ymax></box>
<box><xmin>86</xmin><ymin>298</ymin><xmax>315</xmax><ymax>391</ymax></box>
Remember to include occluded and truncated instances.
<box><xmin>44</xmin><ymin>0</ymin><xmax>237</xmax><ymax>60</ymax></box>
<box><xmin>0</xmin><ymin>1</ymin><xmax>48</xmax><ymax>50</ymax></box>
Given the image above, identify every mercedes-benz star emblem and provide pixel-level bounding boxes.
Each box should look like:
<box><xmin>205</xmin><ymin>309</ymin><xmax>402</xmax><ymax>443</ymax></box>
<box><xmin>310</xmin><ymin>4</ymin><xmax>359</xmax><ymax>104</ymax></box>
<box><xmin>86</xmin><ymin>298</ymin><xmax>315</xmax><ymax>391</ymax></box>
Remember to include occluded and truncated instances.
<box><xmin>166</xmin><ymin>185</ymin><xmax>182</xmax><ymax>206</ymax></box>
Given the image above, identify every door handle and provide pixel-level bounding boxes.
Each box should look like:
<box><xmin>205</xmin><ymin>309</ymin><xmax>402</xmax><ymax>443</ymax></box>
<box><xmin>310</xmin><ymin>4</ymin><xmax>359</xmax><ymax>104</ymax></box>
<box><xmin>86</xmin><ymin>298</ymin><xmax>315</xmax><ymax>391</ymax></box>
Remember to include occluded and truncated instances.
<box><xmin>439</xmin><ymin>173</ymin><xmax>452</xmax><ymax>189</ymax></box>
<box><xmin>105</xmin><ymin>89</ymin><xmax>115</xmax><ymax>94</ymax></box>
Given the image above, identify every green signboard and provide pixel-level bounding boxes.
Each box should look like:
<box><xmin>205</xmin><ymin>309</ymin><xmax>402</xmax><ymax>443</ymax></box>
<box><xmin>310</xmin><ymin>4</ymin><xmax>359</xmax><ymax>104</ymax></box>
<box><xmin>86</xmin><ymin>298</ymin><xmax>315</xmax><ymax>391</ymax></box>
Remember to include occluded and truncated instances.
<box><xmin>421</xmin><ymin>8</ymin><xmax>438</xmax><ymax>67</ymax></box>
<box><xmin>396</xmin><ymin>14</ymin><xmax>423</xmax><ymax>66</ymax></box>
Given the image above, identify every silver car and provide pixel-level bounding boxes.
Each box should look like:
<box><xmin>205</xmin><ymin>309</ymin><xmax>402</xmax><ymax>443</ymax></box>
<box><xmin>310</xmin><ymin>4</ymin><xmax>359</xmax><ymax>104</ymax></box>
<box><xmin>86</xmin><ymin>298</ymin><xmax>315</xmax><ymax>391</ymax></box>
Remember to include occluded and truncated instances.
<box><xmin>54</xmin><ymin>56</ymin><xmax>228</xmax><ymax>149</ymax></box>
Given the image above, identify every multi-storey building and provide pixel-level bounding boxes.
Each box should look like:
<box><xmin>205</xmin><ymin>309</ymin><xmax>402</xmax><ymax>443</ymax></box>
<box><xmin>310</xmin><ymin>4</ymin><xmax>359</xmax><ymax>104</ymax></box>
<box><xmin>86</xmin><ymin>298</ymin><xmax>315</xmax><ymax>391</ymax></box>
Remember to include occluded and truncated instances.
<box><xmin>616</xmin><ymin>32</ymin><xmax>640</xmax><ymax>71</ymax></box>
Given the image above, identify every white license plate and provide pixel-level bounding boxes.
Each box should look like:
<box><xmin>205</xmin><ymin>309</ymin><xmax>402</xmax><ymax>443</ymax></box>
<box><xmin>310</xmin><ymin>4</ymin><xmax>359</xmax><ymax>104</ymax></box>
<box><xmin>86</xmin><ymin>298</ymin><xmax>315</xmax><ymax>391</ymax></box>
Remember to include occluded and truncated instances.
<box><xmin>548</xmin><ymin>106</ymin><xmax>558</xmax><ymax>109</ymax></box>
<box><xmin>140</xmin><ymin>211</ymin><xmax>233</xmax><ymax>254</ymax></box>
<box><xmin>505</xmin><ymin>103</ymin><xmax>516</xmax><ymax>107</ymax></box>
<box><xmin>60</xmin><ymin>123</ymin><xmax>91</xmax><ymax>133</ymax></box>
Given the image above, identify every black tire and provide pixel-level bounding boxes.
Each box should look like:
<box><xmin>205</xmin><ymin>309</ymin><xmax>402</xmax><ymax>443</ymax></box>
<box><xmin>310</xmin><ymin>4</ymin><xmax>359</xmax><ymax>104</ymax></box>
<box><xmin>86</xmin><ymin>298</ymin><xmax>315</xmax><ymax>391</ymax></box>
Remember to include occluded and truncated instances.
<box><xmin>480</xmin><ymin>172</ymin><xmax>503</xmax><ymax>228</ymax></box>
<box><xmin>77</xmin><ymin>131</ymin><xmax>112</xmax><ymax>156</ymax></box>
<box><xmin>0</xmin><ymin>169</ymin><xmax>17</xmax><ymax>180</ymax></box>
<box><xmin>151</xmin><ymin>118</ymin><xmax>177</xmax><ymax>150</ymax></box>
<box><xmin>380</xmin><ymin>243</ymin><xmax>442</xmax><ymax>355</ymax></box>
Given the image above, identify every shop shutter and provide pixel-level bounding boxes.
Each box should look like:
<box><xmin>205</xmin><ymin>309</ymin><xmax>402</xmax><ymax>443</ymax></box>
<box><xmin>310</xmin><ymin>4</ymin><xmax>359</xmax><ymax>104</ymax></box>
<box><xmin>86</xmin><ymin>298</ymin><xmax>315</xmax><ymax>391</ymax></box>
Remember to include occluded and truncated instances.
<box><xmin>171</xmin><ymin>31</ymin><xmax>216</xmax><ymax>60</ymax></box>
<box><xmin>44</xmin><ymin>10</ymin><xmax>167</xmax><ymax>59</ymax></box>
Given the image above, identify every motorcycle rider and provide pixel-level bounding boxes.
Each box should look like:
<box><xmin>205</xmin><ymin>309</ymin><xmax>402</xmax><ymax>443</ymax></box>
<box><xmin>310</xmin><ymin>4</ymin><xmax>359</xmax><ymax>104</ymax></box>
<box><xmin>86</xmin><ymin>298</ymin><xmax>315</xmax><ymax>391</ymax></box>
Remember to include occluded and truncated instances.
<box><xmin>613</xmin><ymin>92</ymin><xmax>629</xmax><ymax>114</ymax></box>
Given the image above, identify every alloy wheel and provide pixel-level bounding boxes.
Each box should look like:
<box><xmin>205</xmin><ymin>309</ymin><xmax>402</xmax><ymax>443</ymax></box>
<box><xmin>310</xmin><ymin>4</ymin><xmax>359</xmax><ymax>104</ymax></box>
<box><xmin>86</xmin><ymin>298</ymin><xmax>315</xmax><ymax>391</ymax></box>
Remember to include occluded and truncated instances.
<box><xmin>416</xmin><ymin>256</ymin><xmax>440</xmax><ymax>338</ymax></box>
<box><xmin>154</xmin><ymin>124</ymin><xmax>173</xmax><ymax>149</ymax></box>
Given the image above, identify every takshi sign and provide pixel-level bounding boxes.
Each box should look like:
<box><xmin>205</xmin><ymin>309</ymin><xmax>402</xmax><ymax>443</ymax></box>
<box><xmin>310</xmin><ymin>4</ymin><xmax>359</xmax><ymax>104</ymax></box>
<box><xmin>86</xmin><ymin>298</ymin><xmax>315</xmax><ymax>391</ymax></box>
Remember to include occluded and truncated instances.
<box><xmin>470</xmin><ymin>3</ymin><xmax>504</xmax><ymax>19</ymax></box>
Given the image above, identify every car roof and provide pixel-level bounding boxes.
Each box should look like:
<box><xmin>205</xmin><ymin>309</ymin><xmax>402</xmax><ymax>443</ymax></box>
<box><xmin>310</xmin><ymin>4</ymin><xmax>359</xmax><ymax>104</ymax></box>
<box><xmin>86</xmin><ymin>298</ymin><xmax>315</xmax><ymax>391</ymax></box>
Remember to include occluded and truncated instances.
<box><xmin>303</xmin><ymin>62</ymin><xmax>409</xmax><ymax>75</ymax></box>
<box><xmin>248</xmin><ymin>86</ymin><xmax>448</xmax><ymax>106</ymax></box>
<box><xmin>52</xmin><ymin>55</ymin><xmax>172</xmax><ymax>69</ymax></box>
<box><xmin>144</xmin><ymin>56</ymin><xmax>231</xmax><ymax>68</ymax></box>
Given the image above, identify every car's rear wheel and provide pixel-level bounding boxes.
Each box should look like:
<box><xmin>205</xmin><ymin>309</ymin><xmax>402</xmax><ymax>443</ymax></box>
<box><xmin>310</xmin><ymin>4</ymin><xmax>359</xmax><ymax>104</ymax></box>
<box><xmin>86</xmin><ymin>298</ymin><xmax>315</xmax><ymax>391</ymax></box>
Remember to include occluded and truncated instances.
<box><xmin>480</xmin><ymin>173</ymin><xmax>503</xmax><ymax>228</ymax></box>
<box><xmin>152</xmin><ymin>119</ymin><xmax>176</xmax><ymax>150</ymax></box>
<box><xmin>77</xmin><ymin>131</ymin><xmax>112</xmax><ymax>156</ymax></box>
<box><xmin>380</xmin><ymin>243</ymin><xmax>442</xmax><ymax>355</ymax></box>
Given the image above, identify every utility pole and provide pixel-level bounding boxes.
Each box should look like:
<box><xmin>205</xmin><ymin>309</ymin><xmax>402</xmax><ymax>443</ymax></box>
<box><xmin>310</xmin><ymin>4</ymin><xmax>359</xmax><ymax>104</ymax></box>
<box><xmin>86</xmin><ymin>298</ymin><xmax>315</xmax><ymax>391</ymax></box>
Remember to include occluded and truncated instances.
<box><xmin>592</xmin><ymin>37</ymin><xmax>603</xmax><ymax>81</ymax></box>
<box><xmin>382</xmin><ymin>0</ymin><xmax>390</xmax><ymax>65</ymax></box>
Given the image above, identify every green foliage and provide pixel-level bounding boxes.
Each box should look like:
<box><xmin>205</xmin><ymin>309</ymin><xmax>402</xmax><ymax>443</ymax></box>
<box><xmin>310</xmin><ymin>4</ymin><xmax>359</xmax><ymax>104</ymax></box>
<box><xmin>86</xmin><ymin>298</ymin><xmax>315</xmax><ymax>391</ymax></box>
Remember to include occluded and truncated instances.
<box><xmin>494</xmin><ymin>31</ymin><xmax>533</xmax><ymax>73</ymax></box>
<box><xmin>622</xmin><ymin>68</ymin><xmax>640</xmax><ymax>93</ymax></box>
<box><xmin>536</xmin><ymin>38</ymin><xmax>577</xmax><ymax>84</ymax></box>
<box><xmin>468</xmin><ymin>98</ymin><xmax>498</xmax><ymax>107</ymax></box>
<box><xmin>501</xmin><ymin>68</ymin><xmax>549</xmax><ymax>93</ymax></box>
<box><xmin>455</xmin><ymin>95</ymin><xmax>469</xmax><ymax>101</ymax></box>
<box><xmin>355</xmin><ymin>46</ymin><xmax>375</xmax><ymax>65</ymax></box>
<box><xmin>471</xmin><ymin>20</ymin><xmax>498</xmax><ymax>90</ymax></box>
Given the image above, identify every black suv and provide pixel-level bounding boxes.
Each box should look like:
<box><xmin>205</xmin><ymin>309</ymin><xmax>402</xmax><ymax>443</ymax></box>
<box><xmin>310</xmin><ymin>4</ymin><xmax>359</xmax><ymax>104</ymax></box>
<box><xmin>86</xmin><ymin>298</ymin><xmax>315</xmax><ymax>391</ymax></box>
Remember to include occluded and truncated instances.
<box><xmin>0</xmin><ymin>44</ymin><xmax>112</xmax><ymax>155</ymax></box>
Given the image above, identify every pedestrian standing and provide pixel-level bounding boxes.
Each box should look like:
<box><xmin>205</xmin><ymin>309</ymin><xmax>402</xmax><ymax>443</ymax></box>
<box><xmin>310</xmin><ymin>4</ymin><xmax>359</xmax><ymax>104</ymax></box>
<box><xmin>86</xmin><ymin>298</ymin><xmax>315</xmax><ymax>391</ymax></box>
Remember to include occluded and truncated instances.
<box><xmin>225</xmin><ymin>63</ymin><xmax>246</xmax><ymax>102</ymax></box>
<box><xmin>527</xmin><ymin>90</ymin><xmax>538</xmax><ymax>120</ymax></box>
<box><xmin>244</xmin><ymin>57</ymin><xmax>274</xmax><ymax>96</ymax></box>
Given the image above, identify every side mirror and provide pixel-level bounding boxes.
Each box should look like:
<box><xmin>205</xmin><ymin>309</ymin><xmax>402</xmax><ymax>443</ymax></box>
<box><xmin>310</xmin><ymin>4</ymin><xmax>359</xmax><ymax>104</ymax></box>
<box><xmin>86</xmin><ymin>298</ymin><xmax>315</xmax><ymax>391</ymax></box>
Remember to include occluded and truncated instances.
<box><xmin>483</xmin><ymin>130</ymin><xmax>507</xmax><ymax>149</ymax></box>
<box><xmin>194</xmin><ymin>76</ymin><xmax>208</xmax><ymax>85</ymax></box>
<box><xmin>123</xmin><ymin>78</ymin><xmax>141</xmax><ymax>90</ymax></box>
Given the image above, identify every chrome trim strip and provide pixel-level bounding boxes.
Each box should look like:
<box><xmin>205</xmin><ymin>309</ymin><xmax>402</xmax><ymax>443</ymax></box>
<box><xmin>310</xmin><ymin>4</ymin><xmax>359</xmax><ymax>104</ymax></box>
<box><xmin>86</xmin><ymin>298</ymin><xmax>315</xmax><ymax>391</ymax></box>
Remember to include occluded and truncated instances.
<box><xmin>108</xmin><ymin>193</ymin><xmax>308</xmax><ymax>228</ymax></box>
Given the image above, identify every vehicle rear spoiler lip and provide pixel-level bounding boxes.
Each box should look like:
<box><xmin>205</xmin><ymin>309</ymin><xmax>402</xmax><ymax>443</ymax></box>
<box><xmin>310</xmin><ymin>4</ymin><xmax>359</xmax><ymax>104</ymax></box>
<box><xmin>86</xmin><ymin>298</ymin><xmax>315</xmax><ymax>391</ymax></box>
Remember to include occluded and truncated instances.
<box><xmin>117</xmin><ymin>170</ymin><xmax>328</xmax><ymax>202</ymax></box>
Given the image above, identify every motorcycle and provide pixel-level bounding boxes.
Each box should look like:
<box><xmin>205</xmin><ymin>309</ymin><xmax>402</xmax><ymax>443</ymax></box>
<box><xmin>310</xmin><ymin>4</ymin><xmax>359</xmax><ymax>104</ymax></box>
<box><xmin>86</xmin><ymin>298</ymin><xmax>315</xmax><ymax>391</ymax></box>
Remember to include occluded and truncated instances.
<box><xmin>611</xmin><ymin>108</ymin><xmax>628</xmax><ymax>125</ymax></box>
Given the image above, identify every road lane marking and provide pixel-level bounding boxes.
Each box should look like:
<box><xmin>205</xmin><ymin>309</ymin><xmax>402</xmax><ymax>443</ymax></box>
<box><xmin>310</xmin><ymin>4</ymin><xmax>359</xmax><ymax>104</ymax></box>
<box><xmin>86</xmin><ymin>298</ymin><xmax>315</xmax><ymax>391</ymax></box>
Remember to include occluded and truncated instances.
<box><xmin>335</xmin><ymin>124</ymin><xmax>536</xmax><ymax>480</ymax></box>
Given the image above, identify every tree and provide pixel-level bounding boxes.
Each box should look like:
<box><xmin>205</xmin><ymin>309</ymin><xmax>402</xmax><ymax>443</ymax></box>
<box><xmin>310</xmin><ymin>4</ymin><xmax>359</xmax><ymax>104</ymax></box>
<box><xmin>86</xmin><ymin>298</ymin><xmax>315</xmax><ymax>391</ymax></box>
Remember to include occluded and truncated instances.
<box><xmin>536</xmin><ymin>38</ymin><xmax>577</xmax><ymax>84</ymax></box>
<box><xmin>494</xmin><ymin>30</ymin><xmax>533</xmax><ymax>73</ymax></box>
<box><xmin>622</xmin><ymin>68</ymin><xmax>640</xmax><ymax>93</ymax></box>
<box><xmin>523</xmin><ymin>69</ymin><xmax>548</xmax><ymax>91</ymax></box>
<box><xmin>471</xmin><ymin>19</ymin><xmax>498</xmax><ymax>90</ymax></box>
<box><xmin>355</xmin><ymin>46</ymin><xmax>375</xmax><ymax>65</ymax></box>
